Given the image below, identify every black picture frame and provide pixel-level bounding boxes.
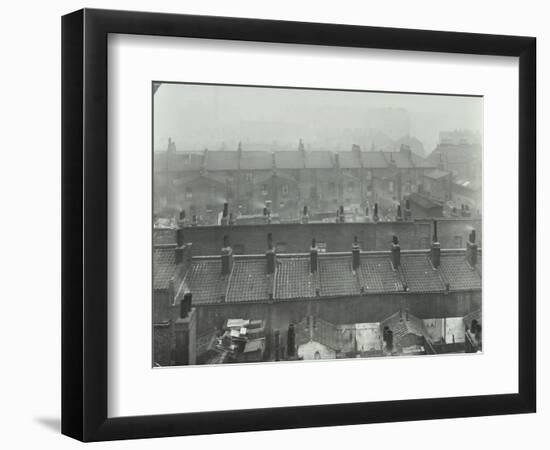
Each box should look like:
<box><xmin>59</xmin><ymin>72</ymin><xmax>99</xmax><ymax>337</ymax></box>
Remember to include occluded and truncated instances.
<box><xmin>62</xmin><ymin>8</ymin><xmax>536</xmax><ymax>442</ymax></box>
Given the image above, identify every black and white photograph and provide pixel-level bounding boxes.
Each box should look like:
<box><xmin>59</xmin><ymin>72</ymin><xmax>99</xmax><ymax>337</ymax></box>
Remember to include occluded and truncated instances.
<box><xmin>152</xmin><ymin>83</ymin><xmax>483</xmax><ymax>367</ymax></box>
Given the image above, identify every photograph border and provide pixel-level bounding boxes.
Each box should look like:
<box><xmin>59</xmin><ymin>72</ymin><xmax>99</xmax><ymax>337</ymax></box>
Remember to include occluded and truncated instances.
<box><xmin>62</xmin><ymin>8</ymin><xmax>536</xmax><ymax>441</ymax></box>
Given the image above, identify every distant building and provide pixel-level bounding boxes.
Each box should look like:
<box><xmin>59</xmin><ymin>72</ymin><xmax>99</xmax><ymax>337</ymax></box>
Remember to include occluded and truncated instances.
<box><xmin>154</xmin><ymin>139</ymin><xmax>440</xmax><ymax>223</ymax></box>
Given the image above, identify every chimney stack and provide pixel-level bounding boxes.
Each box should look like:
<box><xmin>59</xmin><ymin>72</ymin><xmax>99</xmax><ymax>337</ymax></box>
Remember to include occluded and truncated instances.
<box><xmin>179</xmin><ymin>292</ymin><xmax>192</xmax><ymax>319</ymax></box>
<box><xmin>310</xmin><ymin>238</ymin><xmax>319</xmax><ymax>273</ymax></box>
<box><xmin>302</xmin><ymin>205</ymin><xmax>309</xmax><ymax>224</ymax></box>
<box><xmin>373</xmin><ymin>203</ymin><xmax>379</xmax><ymax>223</ymax></box>
<box><xmin>466</xmin><ymin>229</ymin><xmax>478</xmax><ymax>266</ymax></box>
<box><xmin>339</xmin><ymin>205</ymin><xmax>345</xmax><ymax>223</ymax></box>
<box><xmin>352</xmin><ymin>236</ymin><xmax>361</xmax><ymax>271</ymax></box>
<box><xmin>404</xmin><ymin>199</ymin><xmax>412</xmax><ymax>221</ymax></box>
<box><xmin>174</xmin><ymin>293</ymin><xmax>197</xmax><ymax>366</ymax></box>
<box><xmin>391</xmin><ymin>235</ymin><xmax>401</xmax><ymax>268</ymax></box>
<box><xmin>228</xmin><ymin>212</ymin><xmax>235</xmax><ymax>225</ymax></box>
<box><xmin>431</xmin><ymin>220</ymin><xmax>441</xmax><ymax>268</ymax></box>
<box><xmin>221</xmin><ymin>202</ymin><xmax>229</xmax><ymax>226</ymax></box>
<box><xmin>221</xmin><ymin>235</ymin><xmax>233</xmax><ymax>275</ymax></box>
<box><xmin>396</xmin><ymin>204</ymin><xmax>402</xmax><ymax>221</ymax></box>
<box><xmin>178</xmin><ymin>209</ymin><xmax>186</xmax><ymax>226</ymax></box>
<box><xmin>266</xmin><ymin>233</ymin><xmax>276</xmax><ymax>274</ymax></box>
<box><xmin>192</xmin><ymin>214</ymin><xmax>197</xmax><ymax>226</ymax></box>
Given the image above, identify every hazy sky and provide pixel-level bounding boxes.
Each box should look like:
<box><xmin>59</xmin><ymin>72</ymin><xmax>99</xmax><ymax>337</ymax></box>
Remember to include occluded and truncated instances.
<box><xmin>153</xmin><ymin>83</ymin><xmax>483</xmax><ymax>154</ymax></box>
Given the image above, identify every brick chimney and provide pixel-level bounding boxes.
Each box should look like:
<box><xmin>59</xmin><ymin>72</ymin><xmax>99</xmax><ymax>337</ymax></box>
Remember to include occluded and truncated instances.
<box><xmin>396</xmin><ymin>204</ymin><xmax>403</xmax><ymax>221</ymax></box>
<box><xmin>404</xmin><ymin>198</ymin><xmax>412</xmax><ymax>221</ymax></box>
<box><xmin>221</xmin><ymin>235</ymin><xmax>233</xmax><ymax>275</ymax></box>
<box><xmin>220</xmin><ymin>202</ymin><xmax>229</xmax><ymax>226</ymax></box>
<box><xmin>466</xmin><ymin>229</ymin><xmax>478</xmax><ymax>267</ymax></box>
<box><xmin>431</xmin><ymin>220</ymin><xmax>441</xmax><ymax>268</ymax></box>
<box><xmin>174</xmin><ymin>292</ymin><xmax>196</xmax><ymax>366</ymax></box>
<box><xmin>352</xmin><ymin>236</ymin><xmax>361</xmax><ymax>271</ymax></box>
<box><xmin>301</xmin><ymin>205</ymin><xmax>309</xmax><ymax>224</ymax></box>
<box><xmin>391</xmin><ymin>235</ymin><xmax>401</xmax><ymax>268</ymax></box>
<box><xmin>373</xmin><ymin>203</ymin><xmax>379</xmax><ymax>223</ymax></box>
<box><xmin>177</xmin><ymin>209</ymin><xmax>186</xmax><ymax>227</ymax></box>
<box><xmin>266</xmin><ymin>233</ymin><xmax>276</xmax><ymax>274</ymax></box>
<box><xmin>310</xmin><ymin>238</ymin><xmax>318</xmax><ymax>273</ymax></box>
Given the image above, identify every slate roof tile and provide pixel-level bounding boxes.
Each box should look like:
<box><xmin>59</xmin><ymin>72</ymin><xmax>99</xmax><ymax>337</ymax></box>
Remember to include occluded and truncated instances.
<box><xmin>205</xmin><ymin>151</ymin><xmax>239</xmax><ymax>170</ymax></box>
<box><xmin>361</xmin><ymin>151</ymin><xmax>388</xmax><ymax>168</ymax></box>
<box><xmin>318</xmin><ymin>256</ymin><xmax>360</xmax><ymax>296</ymax></box>
<box><xmin>275</xmin><ymin>257</ymin><xmax>320</xmax><ymax>299</ymax></box>
<box><xmin>153</xmin><ymin>246</ymin><xmax>176</xmax><ymax>290</ymax></box>
<box><xmin>226</xmin><ymin>258</ymin><xmax>272</xmax><ymax>303</ymax></box>
<box><xmin>239</xmin><ymin>151</ymin><xmax>273</xmax><ymax>170</ymax></box>
<box><xmin>184</xmin><ymin>258</ymin><xmax>229</xmax><ymax>304</ymax></box>
<box><xmin>356</xmin><ymin>255</ymin><xmax>404</xmax><ymax>293</ymax></box>
<box><xmin>399</xmin><ymin>254</ymin><xmax>445</xmax><ymax>293</ymax></box>
<box><xmin>438</xmin><ymin>254</ymin><xmax>482</xmax><ymax>291</ymax></box>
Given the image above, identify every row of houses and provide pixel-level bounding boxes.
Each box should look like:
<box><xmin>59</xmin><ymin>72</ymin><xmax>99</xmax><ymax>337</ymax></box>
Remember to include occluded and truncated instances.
<box><xmin>153</xmin><ymin>226</ymin><xmax>482</xmax><ymax>366</ymax></box>
<box><xmin>154</xmin><ymin>139</ymin><xmax>464</xmax><ymax>224</ymax></box>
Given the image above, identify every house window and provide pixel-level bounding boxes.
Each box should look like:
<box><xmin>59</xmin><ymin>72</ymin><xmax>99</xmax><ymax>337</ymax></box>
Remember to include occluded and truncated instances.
<box><xmin>347</xmin><ymin>181</ymin><xmax>355</xmax><ymax>192</ymax></box>
<box><xmin>366</xmin><ymin>170</ymin><xmax>372</xmax><ymax>180</ymax></box>
<box><xmin>276</xmin><ymin>242</ymin><xmax>288</xmax><ymax>252</ymax></box>
<box><xmin>245</xmin><ymin>173</ymin><xmax>253</xmax><ymax>183</ymax></box>
<box><xmin>281</xmin><ymin>183</ymin><xmax>289</xmax><ymax>196</ymax></box>
<box><xmin>328</xmin><ymin>182</ymin><xmax>336</xmax><ymax>195</ymax></box>
<box><xmin>388</xmin><ymin>181</ymin><xmax>394</xmax><ymax>193</ymax></box>
<box><xmin>185</xmin><ymin>187</ymin><xmax>193</xmax><ymax>199</ymax></box>
<box><xmin>261</xmin><ymin>184</ymin><xmax>268</xmax><ymax>196</ymax></box>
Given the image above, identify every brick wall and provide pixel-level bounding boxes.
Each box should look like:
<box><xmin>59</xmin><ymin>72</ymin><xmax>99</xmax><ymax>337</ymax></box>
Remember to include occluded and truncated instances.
<box><xmin>154</xmin><ymin>219</ymin><xmax>482</xmax><ymax>255</ymax></box>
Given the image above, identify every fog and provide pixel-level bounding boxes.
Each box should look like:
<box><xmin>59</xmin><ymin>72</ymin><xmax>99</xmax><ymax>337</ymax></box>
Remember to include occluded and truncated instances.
<box><xmin>154</xmin><ymin>83</ymin><xmax>483</xmax><ymax>155</ymax></box>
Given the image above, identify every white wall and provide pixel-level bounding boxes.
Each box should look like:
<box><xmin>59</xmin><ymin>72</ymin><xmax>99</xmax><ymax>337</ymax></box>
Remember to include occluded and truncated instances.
<box><xmin>0</xmin><ymin>0</ymin><xmax>546</xmax><ymax>448</ymax></box>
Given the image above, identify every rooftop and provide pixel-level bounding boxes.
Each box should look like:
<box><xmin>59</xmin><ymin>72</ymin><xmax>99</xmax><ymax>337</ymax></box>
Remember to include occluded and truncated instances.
<box><xmin>154</xmin><ymin>147</ymin><xmax>437</xmax><ymax>172</ymax></box>
<box><xmin>153</xmin><ymin>246</ymin><xmax>177</xmax><ymax>290</ymax></box>
<box><xmin>159</xmin><ymin>246</ymin><xmax>482</xmax><ymax>304</ymax></box>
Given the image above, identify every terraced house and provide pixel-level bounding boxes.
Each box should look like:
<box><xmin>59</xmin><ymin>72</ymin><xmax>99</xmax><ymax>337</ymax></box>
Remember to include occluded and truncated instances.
<box><xmin>153</xmin><ymin>138</ymin><xmax>445</xmax><ymax>224</ymax></box>
<box><xmin>152</xmin><ymin>224</ymin><xmax>482</xmax><ymax>366</ymax></box>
